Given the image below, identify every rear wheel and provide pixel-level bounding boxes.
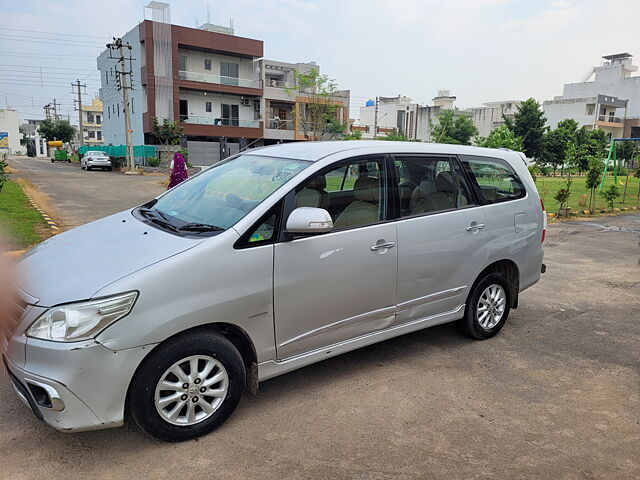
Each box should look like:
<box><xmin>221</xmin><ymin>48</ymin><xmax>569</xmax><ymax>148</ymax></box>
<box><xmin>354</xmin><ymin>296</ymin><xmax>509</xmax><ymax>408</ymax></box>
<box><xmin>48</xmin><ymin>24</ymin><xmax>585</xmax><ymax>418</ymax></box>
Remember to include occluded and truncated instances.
<box><xmin>129</xmin><ymin>331</ymin><xmax>246</xmax><ymax>442</ymax></box>
<box><xmin>462</xmin><ymin>273</ymin><xmax>511</xmax><ymax>340</ymax></box>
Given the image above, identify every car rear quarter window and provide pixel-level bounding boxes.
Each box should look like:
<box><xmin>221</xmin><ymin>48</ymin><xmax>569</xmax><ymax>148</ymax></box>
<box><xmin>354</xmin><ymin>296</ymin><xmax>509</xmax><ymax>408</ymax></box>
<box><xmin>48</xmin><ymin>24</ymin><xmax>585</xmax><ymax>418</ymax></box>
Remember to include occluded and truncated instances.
<box><xmin>463</xmin><ymin>157</ymin><xmax>526</xmax><ymax>204</ymax></box>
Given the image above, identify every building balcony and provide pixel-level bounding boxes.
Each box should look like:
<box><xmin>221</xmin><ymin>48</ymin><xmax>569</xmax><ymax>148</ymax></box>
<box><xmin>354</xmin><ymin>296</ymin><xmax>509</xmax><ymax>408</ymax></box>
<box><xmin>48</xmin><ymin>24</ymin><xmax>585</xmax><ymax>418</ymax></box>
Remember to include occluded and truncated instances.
<box><xmin>179</xmin><ymin>116</ymin><xmax>263</xmax><ymax>138</ymax></box>
<box><xmin>178</xmin><ymin>70</ymin><xmax>258</xmax><ymax>88</ymax></box>
<box><xmin>597</xmin><ymin>115</ymin><xmax>623</xmax><ymax>124</ymax></box>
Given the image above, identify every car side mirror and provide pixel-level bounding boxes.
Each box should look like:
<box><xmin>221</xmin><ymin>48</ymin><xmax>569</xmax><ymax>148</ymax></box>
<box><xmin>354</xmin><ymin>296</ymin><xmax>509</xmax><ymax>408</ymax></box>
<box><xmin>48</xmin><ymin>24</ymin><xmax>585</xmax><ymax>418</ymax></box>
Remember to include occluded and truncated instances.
<box><xmin>286</xmin><ymin>207</ymin><xmax>333</xmax><ymax>234</ymax></box>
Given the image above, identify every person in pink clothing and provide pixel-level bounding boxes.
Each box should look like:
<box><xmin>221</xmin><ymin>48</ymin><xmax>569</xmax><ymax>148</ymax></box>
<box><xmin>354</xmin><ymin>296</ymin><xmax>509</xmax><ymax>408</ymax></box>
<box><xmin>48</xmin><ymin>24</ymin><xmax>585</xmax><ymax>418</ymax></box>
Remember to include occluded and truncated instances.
<box><xmin>168</xmin><ymin>152</ymin><xmax>188</xmax><ymax>189</ymax></box>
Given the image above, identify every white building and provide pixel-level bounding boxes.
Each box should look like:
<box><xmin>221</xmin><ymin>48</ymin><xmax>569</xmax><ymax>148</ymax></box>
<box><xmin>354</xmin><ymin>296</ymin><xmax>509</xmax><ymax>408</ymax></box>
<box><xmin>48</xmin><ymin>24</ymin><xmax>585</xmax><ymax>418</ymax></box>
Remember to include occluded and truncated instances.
<box><xmin>357</xmin><ymin>95</ymin><xmax>420</xmax><ymax>139</ymax></box>
<box><xmin>0</xmin><ymin>108</ymin><xmax>26</xmax><ymax>155</ymax></box>
<box><xmin>543</xmin><ymin>53</ymin><xmax>640</xmax><ymax>139</ymax></box>
<box><xmin>21</xmin><ymin>119</ymin><xmax>47</xmax><ymax>157</ymax></box>
<box><xmin>78</xmin><ymin>98</ymin><xmax>104</xmax><ymax>146</ymax></box>
<box><xmin>469</xmin><ymin>100</ymin><xmax>521</xmax><ymax>138</ymax></box>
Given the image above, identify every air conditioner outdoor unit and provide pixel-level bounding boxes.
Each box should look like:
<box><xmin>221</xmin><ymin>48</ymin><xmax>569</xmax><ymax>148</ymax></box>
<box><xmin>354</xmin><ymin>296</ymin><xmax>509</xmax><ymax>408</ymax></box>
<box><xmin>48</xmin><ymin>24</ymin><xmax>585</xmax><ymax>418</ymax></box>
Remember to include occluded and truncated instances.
<box><xmin>241</xmin><ymin>97</ymin><xmax>251</xmax><ymax>106</ymax></box>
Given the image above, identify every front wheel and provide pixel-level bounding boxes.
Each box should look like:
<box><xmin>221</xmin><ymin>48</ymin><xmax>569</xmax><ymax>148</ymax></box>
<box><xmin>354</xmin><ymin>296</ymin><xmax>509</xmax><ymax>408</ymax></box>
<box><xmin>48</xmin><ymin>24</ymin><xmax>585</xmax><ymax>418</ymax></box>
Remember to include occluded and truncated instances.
<box><xmin>461</xmin><ymin>273</ymin><xmax>511</xmax><ymax>340</ymax></box>
<box><xmin>129</xmin><ymin>331</ymin><xmax>246</xmax><ymax>442</ymax></box>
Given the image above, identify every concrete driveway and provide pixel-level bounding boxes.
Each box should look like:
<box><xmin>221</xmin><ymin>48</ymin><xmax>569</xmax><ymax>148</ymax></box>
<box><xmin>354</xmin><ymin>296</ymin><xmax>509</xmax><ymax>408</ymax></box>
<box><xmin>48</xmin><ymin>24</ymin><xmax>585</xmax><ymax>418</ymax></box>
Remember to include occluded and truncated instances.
<box><xmin>8</xmin><ymin>156</ymin><xmax>166</xmax><ymax>228</ymax></box>
<box><xmin>0</xmin><ymin>162</ymin><xmax>639</xmax><ymax>478</ymax></box>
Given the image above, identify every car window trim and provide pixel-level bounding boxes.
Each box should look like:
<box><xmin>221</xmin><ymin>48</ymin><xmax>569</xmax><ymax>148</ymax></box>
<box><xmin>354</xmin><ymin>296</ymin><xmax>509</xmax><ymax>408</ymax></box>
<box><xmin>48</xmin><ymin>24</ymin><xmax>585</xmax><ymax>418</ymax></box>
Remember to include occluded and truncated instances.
<box><xmin>458</xmin><ymin>154</ymin><xmax>527</xmax><ymax>205</ymax></box>
<box><xmin>234</xmin><ymin>199</ymin><xmax>284</xmax><ymax>249</ymax></box>
<box><xmin>389</xmin><ymin>153</ymin><xmax>482</xmax><ymax>221</ymax></box>
<box><xmin>283</xmin><ymin>154</ymin><xmax>394</xmax><ymax>240</ymax></box>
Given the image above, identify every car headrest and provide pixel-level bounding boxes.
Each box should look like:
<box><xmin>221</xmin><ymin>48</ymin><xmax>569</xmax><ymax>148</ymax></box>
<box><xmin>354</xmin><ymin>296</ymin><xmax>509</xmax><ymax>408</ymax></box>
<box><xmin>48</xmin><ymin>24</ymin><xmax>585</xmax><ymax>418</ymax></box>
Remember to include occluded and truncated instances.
<box><xmin>305</xmin><ymin>174</ymin><xmax>326</xmax><ymax>191</ymax></box>
<box><xmin>435</xmin><ymin>171</ymin><xmax>454</xmax><ymax>193</ymax></box>
<box><xmin>354</xmin><ymin>176</ymin><xmax>379</xmax><ymax>203</ymax></box>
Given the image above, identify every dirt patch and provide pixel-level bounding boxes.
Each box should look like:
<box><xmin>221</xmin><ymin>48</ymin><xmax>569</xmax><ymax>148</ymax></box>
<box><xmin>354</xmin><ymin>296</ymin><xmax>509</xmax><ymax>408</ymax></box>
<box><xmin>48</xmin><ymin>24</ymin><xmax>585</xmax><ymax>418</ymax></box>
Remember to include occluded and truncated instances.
<box><xmin>15</xmin><ymin>178</ymin><xmax>65</xmax><ymax>230</ymax></box>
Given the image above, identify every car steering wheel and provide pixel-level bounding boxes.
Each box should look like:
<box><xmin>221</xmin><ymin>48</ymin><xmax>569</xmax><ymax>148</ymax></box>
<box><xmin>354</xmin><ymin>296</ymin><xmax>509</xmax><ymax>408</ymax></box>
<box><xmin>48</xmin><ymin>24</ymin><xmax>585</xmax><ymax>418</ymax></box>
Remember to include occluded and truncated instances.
<box><xmin>226</xmin><ymin>193</ymin><xmax>247</xmax><ymax>211</ymax></box>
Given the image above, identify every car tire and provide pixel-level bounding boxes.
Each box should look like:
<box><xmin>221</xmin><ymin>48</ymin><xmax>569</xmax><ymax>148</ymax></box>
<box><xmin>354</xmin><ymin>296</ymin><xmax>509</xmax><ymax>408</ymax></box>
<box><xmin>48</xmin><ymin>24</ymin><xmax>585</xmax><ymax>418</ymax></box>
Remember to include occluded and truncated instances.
<box><xmin>461</xmin><ymin>272</ymin><xmax>511</xmax><ymax>340</ymax></box>
<box><xmin>107</xmin><ymin>167</ymin><xmax>112</xmax><ymax>171</ymax></box>
<box><xmin>129</xmin><ymin>330</ymin><xmax>246</xmax><ymax>442</ymax></box>
<box><xmin>81</xmin><ymin>165</ymin><xmax>85</xmax><ymax>170</ymax></box>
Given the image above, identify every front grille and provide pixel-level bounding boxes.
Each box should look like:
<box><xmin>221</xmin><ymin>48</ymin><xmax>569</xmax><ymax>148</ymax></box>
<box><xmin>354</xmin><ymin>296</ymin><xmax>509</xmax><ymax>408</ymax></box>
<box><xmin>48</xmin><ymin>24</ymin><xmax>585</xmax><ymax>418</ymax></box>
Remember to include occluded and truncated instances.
<box><xmin>1</xmin><ymin>296</ymin><xmax>26</xmax><ymax>353</ymax></box>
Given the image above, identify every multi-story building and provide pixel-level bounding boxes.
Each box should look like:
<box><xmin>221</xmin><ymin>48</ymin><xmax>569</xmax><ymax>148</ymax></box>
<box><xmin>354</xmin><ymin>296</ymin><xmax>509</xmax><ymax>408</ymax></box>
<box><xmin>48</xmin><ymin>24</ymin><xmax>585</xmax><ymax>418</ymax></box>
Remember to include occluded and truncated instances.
<box><xmin>260</xmin><ymin>59</ymin><xmax>350</xmax><ymax>143</ymax></box>
<box><xmin>78</xmin><ymin>98</ymin><xmax>104</xmax><ymax>146</ymax></box>
<box><xmin>356</xmin><ymin>95</ymin><xmax>420</xmax><ymax>139</ymax></box>
<box><xmin>0</xmin><ymin>108</ymin><xmax>26</xmax><ymax>155</ymax></box>
<box><xmin>21</xmin><ymin>119</ymin><xmax>47</xmax><ymax>157</ymax></box>
<box><xmin>98</xmin><ymin>4</ymin><xmax>350</xmax><ymax>166</ymax></box>
<box><xmin>543</xmin><ymin>53</ymin><xmax>640</xmax><ymax>140</ymax></box>
<box><xmin>468</xmin><ymin>100</ymin><xmax>521</xmax><ymax>138</ymax></box>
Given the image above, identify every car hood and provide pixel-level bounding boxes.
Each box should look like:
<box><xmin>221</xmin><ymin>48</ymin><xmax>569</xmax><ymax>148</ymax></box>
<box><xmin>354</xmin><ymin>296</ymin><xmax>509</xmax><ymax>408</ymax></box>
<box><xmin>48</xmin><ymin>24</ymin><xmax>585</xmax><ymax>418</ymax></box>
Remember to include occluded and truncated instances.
<box><xmin>16</xmin><ymin>210</ymin><xmax>202</xmax><ymax>307</ymax></box>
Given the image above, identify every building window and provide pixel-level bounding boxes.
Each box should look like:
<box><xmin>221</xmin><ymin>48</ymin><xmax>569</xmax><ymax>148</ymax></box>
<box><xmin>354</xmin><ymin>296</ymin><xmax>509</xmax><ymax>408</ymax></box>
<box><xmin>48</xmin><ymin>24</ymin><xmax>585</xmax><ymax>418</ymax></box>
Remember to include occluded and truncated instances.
<box><xmin>87</xmin><ymin>113</ymin><xmax>95</xmax><ymax>123</ymax></box>
<box><xmin>179</xmin><ymin>55</ymin><xmax>187</xmax><ymax>71</ymax></box>
<box><xmin>220</xmin><ymin>62</ymin><xmax>239</xmax><ymax>85</ymax></box>
<box><xmin>88</xmin><ymin>130</ymin><xmax>95</xmax><ymax>139</ymax></box>
<box><xmin>97</xmin><ymin>131</ymin><xmax>102</xmax><ymax>141</ymax></box>
<box><xmin>105</xmin><ymin>70</ymin><xmax>108</xmax><ymax>85</ymax></box>
<box><xmin>586</xmin><ymin>104</ymin><xmax>595</xmax><ymax>116</ymax></box>
<box><xmin>221</xmin><ymin>103</ymin><xmax>239</xmax><ymax>126</ymax></box>
<box><xmin>96</xmin><ymin>115</ymin><xmax>101</xmax><ymax>124</ymax></box>
<box><xmin>204</xmin><ymin>59</ymin><xmax>211</xmax><ymax>70</ymax></box>
<box><xmin>205</xmin><ymin>101</ymin><xmax>212</xmax><ymax>113</ymax></box>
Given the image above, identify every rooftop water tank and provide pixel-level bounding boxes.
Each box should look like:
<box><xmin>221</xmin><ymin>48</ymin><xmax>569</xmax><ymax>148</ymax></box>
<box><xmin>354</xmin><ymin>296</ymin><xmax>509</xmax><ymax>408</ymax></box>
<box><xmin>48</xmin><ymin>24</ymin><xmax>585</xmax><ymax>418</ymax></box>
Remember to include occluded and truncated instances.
<box><xmin>365</xmin><ymin>99</ymin><xmax>375</xmax><ymax>107</ymax></box>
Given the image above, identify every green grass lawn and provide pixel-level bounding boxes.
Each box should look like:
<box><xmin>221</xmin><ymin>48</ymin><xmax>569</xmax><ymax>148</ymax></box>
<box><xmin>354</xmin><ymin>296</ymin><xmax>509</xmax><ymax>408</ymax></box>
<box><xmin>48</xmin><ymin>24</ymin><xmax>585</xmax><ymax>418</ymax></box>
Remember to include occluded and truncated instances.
<box><xmin>535</xmin><ymin>175</ymin><xmax>640</xmax><ymax>213</ymax></box>
<box><xmin>0</xmin><ymin>180</ymin><xmax>49</xmax><ymax>249</ymax></box>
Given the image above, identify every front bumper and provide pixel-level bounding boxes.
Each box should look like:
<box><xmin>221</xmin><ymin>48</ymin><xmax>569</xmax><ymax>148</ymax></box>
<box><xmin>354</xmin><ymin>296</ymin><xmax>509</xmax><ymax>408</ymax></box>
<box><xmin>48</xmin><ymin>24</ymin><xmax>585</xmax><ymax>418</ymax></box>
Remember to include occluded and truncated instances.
<box><xmin>3</xmin><ymin>337</ymin><xmax>156</xmax><ymax>432</ymax></box>
<box><xmin>87</xmin><ymin>161</ymin><xmax>111</xmax><ymax>168</ymax></box>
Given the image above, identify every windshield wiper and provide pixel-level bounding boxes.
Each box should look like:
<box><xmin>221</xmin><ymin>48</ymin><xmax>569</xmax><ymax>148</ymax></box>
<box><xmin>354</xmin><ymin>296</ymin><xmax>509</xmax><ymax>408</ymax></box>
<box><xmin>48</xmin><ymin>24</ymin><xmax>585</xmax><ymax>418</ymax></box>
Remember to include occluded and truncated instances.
<box><xmin>138</xmin><ymin>207</ymin><xmax>179</xmax><ymax>232</ymax></box>
<box><xmin>177</xmin><ymin>222</ymin><xmax>225</xmax><ymax>233</ymax></box>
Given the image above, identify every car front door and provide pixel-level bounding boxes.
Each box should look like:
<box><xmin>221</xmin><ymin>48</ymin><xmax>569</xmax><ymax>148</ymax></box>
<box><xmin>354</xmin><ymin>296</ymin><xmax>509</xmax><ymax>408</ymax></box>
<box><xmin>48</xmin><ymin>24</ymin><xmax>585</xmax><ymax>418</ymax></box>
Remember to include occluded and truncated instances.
<box><xmin>273</xmin><ymin>156</ymin><xmax>398</xmax><ymax>359</ymax></box>
<box><xmin>392</xmin><ymin>154</ymin><xmax>489</xmax><ymax>325</ymax></box>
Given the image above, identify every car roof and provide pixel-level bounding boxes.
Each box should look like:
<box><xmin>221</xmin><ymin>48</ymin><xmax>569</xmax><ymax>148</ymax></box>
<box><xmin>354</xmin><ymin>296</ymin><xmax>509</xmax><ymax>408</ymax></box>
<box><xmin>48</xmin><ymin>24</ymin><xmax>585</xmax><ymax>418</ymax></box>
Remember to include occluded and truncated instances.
<box><xmin>245</xmin><ymin>141</ymin><xmax>520</xmax><ymax>162</ymax></box>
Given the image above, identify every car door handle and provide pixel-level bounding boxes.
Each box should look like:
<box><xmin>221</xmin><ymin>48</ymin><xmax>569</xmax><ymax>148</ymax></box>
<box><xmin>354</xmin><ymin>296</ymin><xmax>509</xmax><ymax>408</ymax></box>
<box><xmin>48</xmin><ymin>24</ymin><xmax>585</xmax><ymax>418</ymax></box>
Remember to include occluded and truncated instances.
<box><xmin>466</xmin><ymin>223</ymin><xmax>485</xmax><ymax>232</ymax></box>
<box><xmin>371</xmin><ymin>242</ymin><xmax>396</xmax><ymax>251</ymax></box>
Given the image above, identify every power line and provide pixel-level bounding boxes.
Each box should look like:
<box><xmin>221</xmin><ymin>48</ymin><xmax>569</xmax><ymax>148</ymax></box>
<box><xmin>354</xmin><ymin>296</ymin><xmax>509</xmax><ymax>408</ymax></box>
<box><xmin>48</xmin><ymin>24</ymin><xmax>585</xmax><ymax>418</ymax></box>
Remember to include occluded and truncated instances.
<box><xmin>0</xmin><ymin>35</ymin><xmax>104</xmax><ymax>48</ymax></box>
<box><xmin>0</xmin><ymin>63</ymin><xmax>101</xmax><ymax>72</ymax></box>
<box><xmin>0</xmin><ymin>32</ymin><xmax>106</xmax><ymax>46</ymax></box>
<box><xmin>0</xmin><ymin>27</ymin><xmax>111</xmax><ymax>40</ymax></box>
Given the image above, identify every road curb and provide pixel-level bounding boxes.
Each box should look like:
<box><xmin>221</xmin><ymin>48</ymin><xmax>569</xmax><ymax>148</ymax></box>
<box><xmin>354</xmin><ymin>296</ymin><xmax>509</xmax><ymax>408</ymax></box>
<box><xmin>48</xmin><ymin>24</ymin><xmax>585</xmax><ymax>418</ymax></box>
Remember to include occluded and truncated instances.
<box><xmin>25</xmin><ymin>195</ymin><xmax>60</xmax><ymax>234</ymax></box>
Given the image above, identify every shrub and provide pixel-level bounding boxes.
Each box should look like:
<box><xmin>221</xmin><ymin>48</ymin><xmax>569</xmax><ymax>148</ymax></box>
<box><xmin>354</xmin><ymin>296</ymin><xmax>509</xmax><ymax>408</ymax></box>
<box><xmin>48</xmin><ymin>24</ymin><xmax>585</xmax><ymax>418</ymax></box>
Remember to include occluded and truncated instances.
<box><xmin>600</xmin><ymin>184</ymin><xmax>620</xmax><ymax>210</ymax></box>
<box><xmin>146</xmin><ymin>157</ymin><xmax>160</xmax><ymax>167</ymax></box>
<box><xmin>0</xmin><ymin>156</ymin><xmax>8</xmax><ymax>193</ymax></box>
<box><xmin>553</xmin><ymin>177</ymin><xmax>572</xmax><ymax>211</ymax></box>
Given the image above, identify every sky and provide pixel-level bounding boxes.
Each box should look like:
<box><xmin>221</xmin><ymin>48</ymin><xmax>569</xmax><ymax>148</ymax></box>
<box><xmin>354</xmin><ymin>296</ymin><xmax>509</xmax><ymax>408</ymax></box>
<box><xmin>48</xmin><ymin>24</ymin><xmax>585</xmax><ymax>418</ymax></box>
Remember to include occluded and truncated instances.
<box><xmin>2</xmin><ymin>0</ymin><xmax>640</xmax><ymax>124</ymax></box>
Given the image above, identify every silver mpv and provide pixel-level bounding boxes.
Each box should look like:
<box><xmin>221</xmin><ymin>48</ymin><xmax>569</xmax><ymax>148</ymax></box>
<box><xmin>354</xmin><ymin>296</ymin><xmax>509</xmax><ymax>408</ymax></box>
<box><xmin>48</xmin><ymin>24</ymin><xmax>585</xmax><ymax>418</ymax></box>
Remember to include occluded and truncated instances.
<box><xmin>3</xmin><ymin>141</ymin><xmax>545</xmax><ymax>441</ymax></box>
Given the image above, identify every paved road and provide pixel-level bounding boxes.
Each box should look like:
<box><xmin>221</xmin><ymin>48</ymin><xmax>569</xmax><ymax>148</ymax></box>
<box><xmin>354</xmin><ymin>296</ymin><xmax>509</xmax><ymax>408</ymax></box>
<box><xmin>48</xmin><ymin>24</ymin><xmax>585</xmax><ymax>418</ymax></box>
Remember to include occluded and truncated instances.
<box><xmin>1</xmin><ymin>165</ymin><xmax>639</xmax><ymax>478</ymax></box>
<box><xmin>8</xmin><ymin>156</ymin><xmax>166</xmax><ymax>228</ymax></box>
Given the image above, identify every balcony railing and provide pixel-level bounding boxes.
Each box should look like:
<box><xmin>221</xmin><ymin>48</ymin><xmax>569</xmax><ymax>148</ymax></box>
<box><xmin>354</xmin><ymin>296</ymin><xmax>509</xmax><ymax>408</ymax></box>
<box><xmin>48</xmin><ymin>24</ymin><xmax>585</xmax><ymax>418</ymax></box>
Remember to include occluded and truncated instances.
<box><xmin>180</xmin><ymin>115</ymin><xmax>260</xmax><ymax>128</ymax></box>
<box><xmin>265</xmin><ymin>119</ymin><xmax>295</xmax><ymax>130</ymax></box>
<box><xmin>178</xmin><ymin>70</ymin><xmax>259</xmax><ymax>89</ymax></box>
<box><xmin>598</xmin><ymin>115</ymin><xmax>623</xmax><ymax>124</ymax></box>
<box><xmin>265</xmin><ymin>78</ymin><xmax>295</xmax><ymax>89</ymax></box>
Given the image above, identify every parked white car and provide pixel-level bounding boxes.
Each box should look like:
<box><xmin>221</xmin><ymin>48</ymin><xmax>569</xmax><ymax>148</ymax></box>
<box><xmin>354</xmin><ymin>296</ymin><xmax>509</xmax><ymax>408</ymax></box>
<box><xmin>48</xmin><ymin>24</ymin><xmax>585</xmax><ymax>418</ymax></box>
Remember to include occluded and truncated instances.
<box><xmin>81</xmin><ymin>151</ymin><xmax>112</xmax><ymax>171</ymax></box>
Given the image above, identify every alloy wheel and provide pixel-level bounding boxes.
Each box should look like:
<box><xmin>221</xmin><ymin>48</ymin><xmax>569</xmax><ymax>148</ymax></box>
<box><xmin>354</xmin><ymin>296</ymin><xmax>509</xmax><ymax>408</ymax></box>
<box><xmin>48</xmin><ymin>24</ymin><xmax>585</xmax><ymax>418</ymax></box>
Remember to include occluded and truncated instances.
<box><xmin>476</xmin><ymin>284</ymin><xmax>506</xmax><ymax>330</ymax></box>
<box><xmin>154</xmin><ymin>355</ymin><xmax>229</xmax><ymax>426</ymax></box>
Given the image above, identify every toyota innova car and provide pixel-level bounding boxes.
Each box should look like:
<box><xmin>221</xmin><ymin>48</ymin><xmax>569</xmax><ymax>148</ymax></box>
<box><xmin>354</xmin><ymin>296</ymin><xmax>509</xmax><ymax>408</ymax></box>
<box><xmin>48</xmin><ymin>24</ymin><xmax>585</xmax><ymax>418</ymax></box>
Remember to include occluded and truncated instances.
<box><xmin>2</xmin><ymin>141</ymin><xmax>546</xmax><ymax>441</ymax></box>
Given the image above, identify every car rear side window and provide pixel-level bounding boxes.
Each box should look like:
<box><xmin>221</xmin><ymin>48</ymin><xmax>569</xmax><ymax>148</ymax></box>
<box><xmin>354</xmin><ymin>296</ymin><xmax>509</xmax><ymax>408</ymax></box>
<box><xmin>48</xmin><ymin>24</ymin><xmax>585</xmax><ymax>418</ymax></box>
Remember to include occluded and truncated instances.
<box><xmin>463</xmin><ymin>157</ymin><xmax>526</xmax><ymax>204</ymax></box>
<box><xmin>393</xmin><ymin>156</ymin><xmax>476</xmax><ymax>218</ymax></box>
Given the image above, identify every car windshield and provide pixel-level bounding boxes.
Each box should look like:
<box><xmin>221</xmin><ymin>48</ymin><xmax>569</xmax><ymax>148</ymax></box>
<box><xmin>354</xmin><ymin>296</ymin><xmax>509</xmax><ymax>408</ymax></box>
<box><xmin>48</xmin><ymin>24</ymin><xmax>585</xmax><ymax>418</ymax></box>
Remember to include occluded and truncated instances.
<box><xmin>149</xmin><ymin>154</ymin><xmax>309</xmax><ymax>232</ymax></box>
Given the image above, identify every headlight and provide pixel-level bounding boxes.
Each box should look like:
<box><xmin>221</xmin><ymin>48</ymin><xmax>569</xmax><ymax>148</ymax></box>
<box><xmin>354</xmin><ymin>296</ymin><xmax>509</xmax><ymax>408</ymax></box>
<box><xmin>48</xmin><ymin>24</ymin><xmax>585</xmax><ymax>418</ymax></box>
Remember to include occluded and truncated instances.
<box><xmin>27</xmin><ymin>292</ymin><xmax>138</xmax><ymax>342</ymax></box>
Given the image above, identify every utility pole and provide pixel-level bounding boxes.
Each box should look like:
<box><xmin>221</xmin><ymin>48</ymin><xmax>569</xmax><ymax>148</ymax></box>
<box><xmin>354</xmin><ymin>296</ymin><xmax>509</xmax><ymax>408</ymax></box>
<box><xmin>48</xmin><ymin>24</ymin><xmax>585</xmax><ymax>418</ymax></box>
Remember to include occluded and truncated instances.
<box><xmin>373</xmin><ymin>96</ymin><xmax>379</xmax><ymax>139</ymax></box>
<box><xmin>72</xmin><ymin>80</ymin><xmax>87</xmax><ymax>147</ymax></box>
<box><xmin>107</xmin><ymin>37</ymin><xmax>134</xmax><ymax>171</ymax></box>
<box><xmin>51</xmin><ymin>98</ymin><xmax>61</xmax><ymax>122</ymax></box>
<box><xmin>43</xmin><ymin>103</ymin><xmax>51</xmax><ymax>120</ymax></box>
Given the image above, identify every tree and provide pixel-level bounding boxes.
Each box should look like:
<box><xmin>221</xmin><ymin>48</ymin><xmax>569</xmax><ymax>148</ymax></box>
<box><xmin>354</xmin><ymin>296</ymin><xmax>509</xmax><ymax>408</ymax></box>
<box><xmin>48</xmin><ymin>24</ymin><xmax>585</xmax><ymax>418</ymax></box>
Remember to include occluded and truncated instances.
<box><xmin>431</xmin><ymin>110</ymin><xmax>477</xmax><ymax>145</ymax></box>
<box><xmin>585</xmin><ymin>157</ymin><xmax>602</xmax><ymax>212</ymax></box>
<box><xmin>475</xmin><ymin>124</ymin><xmax>523</xmax><ymax>150</ymax></box>
<box><xmin>600</xmin><ymin>184</ymin><xmax>620</xmax><ymax>210</ymax></box>
<box><xmin>554</xmin><ymin>176</ymin><xmax>572</xmax><ymax>213</ymax></box>
<box><xmin>153</xmin><ymin>117</ymin><xmax>184</xmax><ymax>164</ymax></box>
<box><xmin>504</xmin><ymin>98</ymin><xmax>547</xmax><ymax>159</ymax></box>
<box><xmin>285</xmin><ymin>68</ymin><xmax>346</xmax><ymax>141</ymax></box>
<box><xmin>382</xmin><ymin>130</ymin><xmax>420</xmax><ymax>142</ymax></box>
<box><xmin>37</xmin><ymin>119</ymin><xmax>76</xmax><ymax>143</ymax></box>
<box><xmin>152</xmin><ymin>117</ymin><xmax>183</xmax><ymax>146</ymax></box>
